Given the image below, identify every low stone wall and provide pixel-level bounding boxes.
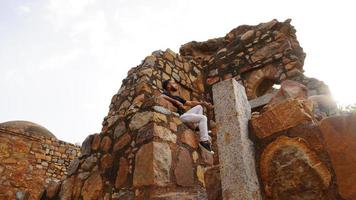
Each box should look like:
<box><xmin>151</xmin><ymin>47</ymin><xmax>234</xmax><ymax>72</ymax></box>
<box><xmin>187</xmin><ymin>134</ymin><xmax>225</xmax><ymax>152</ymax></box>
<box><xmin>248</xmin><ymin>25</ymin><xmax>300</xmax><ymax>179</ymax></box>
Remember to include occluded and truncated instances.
<box><xmin>0</xmin><ymin>127</ymin><xmax>80</xmax><ymax>200</ymax></box>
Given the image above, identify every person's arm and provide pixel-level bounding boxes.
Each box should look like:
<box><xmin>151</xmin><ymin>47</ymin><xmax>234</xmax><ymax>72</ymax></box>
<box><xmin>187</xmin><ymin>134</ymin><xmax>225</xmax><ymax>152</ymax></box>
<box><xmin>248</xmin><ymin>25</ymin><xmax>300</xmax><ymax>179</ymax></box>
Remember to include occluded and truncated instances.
<box><xmin>161</xmin><ymin>94</ymin><xmax>185</xmax><ymax>108</ymax></box>
<box><xmin>185</xmin><ymin>100</ymin><xmax>214</xmax><ymax>109</ymax></box>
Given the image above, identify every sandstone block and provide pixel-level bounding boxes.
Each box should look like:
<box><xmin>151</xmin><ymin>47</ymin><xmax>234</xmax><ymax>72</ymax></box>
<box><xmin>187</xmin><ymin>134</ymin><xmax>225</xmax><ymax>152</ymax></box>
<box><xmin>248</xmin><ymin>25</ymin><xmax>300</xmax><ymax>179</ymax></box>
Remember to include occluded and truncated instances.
<box><xmin>113</xmin><ymin>133</ymin><xmax>131</xmax><ymax>153</ymax></box>
<box><xmin>81</xmin><ymin>171</ymin><xmax>103</xmax><ymax>200</ymax></box>
<box><xmin>133</xmin><ymin>142</ymin><xmax>172</xmax><ymax>187</ymax></box>
<box><xmin>204</xmin><ymin>166</ymin><xmax>222</xmax><ymax>200</ymax></box>
<box><xmin>251</xmin><ymin>99</ymin><xmax>313</xmax><ymax>138</ymax></box>
<box><xmin>260</xmin><ymin>136</ymin><xmax>331</xmax><ymax>199</ymax></box>
<box><xmin>100</xmin><ymin>153</ymin><xmax>113</xmax><ymax>171</ymax></box>
<box><xmin>91</xmin><ymin>134</ymin><xmax>101</xmax><ymax>151</ymax></box>
<box><xmin>46</xmin><ymin>181</ymin><xmax>61</xmax><ymax>199</ymax></box>
<box><xmin>268</xmin><ymin>80</ymin><xmax>308</xmax><ymax>105</ymax></box>
<box><xmin>115</xmin><ymin>157</ymin><xmax>129</xmax><ymax>189</ymax></box>
<box><xmin>180</xmin><ymin>129</ymin><xmax>198</xmax><ymax>149</ymax></box>
<box><xmin>129</xmin><ymin>112</ymin><xmax>167</xmax><ymax>131</ymax></box>
<box><xmin>174</xmin><ymin>147</ymin><xmax>194</xmax><ymax>186</ymax></box>
<box><xmin>100</xmin><ymin>136</ymin><xmax>112</xmax><ymax>153</ymax></box>
<box><xmin>59</xmin><ymin>176</ymin><xmax>74</xmax><ymax>200</ymax></box>
<box><xmin>320</xmin><ymin>115</ymin><xmax>356</xmax><ymax>200</ymax></box>
<box><xmin>113</xmin><ymin>121</ymin><xmax>127</xmax><ymax>139</ymax></box>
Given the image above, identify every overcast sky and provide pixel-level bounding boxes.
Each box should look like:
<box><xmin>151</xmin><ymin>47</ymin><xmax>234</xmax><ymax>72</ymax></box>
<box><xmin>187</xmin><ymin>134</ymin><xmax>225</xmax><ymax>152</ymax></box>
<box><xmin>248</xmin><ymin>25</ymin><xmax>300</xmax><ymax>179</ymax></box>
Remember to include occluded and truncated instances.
<box><xmin>1</xmin><ymin>0</ymin><xmax>355</xmax><ymax>143</ymax></box>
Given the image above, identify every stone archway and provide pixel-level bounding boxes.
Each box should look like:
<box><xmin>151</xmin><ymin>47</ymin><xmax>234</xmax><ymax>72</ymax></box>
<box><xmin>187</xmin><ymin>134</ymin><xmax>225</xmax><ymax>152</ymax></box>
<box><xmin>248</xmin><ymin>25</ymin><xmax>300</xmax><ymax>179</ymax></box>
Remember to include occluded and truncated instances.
<box><xmin>245</xmin><ymin>65</ymin><xmax>280</xmax><ymax>99</ymax></box>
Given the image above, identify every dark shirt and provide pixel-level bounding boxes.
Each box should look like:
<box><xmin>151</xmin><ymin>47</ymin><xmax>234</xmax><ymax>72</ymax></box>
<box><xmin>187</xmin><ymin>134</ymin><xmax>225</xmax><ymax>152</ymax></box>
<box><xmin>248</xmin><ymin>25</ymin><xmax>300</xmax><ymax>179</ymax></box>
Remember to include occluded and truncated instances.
<box><xmin>163</xmin><ymin>91</ymin><xmax>186</xmax><ymax>115</ymax></box>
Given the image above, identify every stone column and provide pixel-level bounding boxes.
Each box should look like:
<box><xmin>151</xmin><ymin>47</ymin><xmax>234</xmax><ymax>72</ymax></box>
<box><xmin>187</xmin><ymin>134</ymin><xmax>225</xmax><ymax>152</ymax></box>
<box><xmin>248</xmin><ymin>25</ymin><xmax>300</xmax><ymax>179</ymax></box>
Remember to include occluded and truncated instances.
<box><xmin>212</xmin><ymin>79</ymin><xmax>262</xmax><ymax>200</ymax></box>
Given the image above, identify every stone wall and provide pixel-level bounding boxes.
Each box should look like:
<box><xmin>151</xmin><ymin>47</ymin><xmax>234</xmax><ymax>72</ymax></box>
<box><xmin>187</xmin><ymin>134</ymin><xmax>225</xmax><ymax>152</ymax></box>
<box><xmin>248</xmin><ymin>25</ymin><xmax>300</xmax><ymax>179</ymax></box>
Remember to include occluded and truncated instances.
<box><xmin>0</xmin><ymin>127</ymin><xmax>80</xmax><ymax>200</ymax></box>
<box><xmin>40</xmin><ymin>19</ymin><xmax>342</xmax><ymax>200</ymax></box>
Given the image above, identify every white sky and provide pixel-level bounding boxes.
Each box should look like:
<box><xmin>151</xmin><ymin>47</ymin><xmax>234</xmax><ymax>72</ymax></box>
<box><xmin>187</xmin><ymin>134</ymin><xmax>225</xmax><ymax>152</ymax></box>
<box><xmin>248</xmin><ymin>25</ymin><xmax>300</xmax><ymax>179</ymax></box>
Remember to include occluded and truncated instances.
<box><xmin>1</xmin><ymin>0</ymin><xmax>355</xmax><ymax>143</ymax></box>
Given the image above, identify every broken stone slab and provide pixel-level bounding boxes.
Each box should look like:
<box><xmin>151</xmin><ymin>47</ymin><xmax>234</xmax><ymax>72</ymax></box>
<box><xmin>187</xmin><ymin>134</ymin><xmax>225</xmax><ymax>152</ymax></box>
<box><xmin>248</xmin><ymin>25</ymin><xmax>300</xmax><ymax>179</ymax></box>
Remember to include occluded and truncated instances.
<box><xmin>248</xmin><ymin>91</ymin><xmax>276</xmax><ymax>109</ymax></box>
<box><xmin>212</xmin><ymin>78</ymin><xmax>262</xmax><ymax>200</ymax></box>
<box><xmin>250</xmin><ymin>99</ymin><xmax>313</xmax><ymax>138</ymax></box>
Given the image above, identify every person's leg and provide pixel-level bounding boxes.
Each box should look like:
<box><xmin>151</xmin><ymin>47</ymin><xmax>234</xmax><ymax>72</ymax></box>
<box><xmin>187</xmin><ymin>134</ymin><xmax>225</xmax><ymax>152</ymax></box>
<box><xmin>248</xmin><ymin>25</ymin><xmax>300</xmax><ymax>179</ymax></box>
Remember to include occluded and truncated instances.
<box><xmin>184</xmin><ymin>105</ymin><xmax>203</xmax><ymax>115</ymax></box>
<box><xmin>180</xmin><ymin>113</ymin><xmax>209</xmax><ymax>141</ymax></box>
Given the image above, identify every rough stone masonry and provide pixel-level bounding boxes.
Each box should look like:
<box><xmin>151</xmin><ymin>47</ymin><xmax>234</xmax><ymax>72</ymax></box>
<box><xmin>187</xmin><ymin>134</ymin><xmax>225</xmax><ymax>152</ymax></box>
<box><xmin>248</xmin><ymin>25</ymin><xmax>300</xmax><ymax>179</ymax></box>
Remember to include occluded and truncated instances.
<box><xmin>32</xmin><ymin>19</ymin><xmax>356</xmax><ymax>200</ymax></box>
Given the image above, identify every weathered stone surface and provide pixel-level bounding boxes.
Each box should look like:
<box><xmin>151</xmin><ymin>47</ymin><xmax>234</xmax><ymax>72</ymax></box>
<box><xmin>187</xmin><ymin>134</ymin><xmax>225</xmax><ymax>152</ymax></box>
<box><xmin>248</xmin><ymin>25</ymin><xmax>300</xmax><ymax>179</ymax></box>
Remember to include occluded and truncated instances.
<box><xmin>174</xmin><ymin>147</ymin><xmax>194</xmax><ymax>186</ymax></box>
<box><xmin>180</xmin><ymin>129</ymin><xmax>198</xmax><ymax>149</ymax></box>
<box><xmin>81</xmin><ymin>135</ymin><xmax>92</xmax><ymax>156</ymax></box>
<box><xmin>91</xmin><ymin>134</ymin><xmax>101</xmax><ymax>151</ymax></box>
<box><xmin>251</xmin><ymin>40</ymin><xmax>290</xmax><ymax>63</ymax></box>
<box><xmin>129</xmin><ymin>112</ymin><xmax>167</xmax><ymax>130</ymax></box>
<box><xmin>81</xmin><ymin>171</ymin><xmax>103</xmax><ymax>200</ymax></box>
<box><xmin>133</xmin><ymin>142</ymin><xmax>172</xmax><ymax>187</ymax></box>
<box><xmin>204</xmin><ymin>166</ymin><xmax>222</xmax><ymax>200</ymax></box>
<box><xmin>241</xmin><ymin>30</ymin><xmax>255</xmax><ymax>41</ymax></box>
<box><xmin>244</xmin><ymin>64</ymin><xmax>279</xmax><ymax>99</ymax></box>
<box><xmin>115</xmin><ymin>157</ymin><xmax>129</xmax><ymax>189</ymax></box>
<box><xmin>136</xmin><ymin>123</ymin><xmax>177</xmax><ymax>144</ymax></box>
<box><xmin>67</xmin><ymin>158</ymin><xmax>80</xmax><ymax>176</ymax></box>
<box><xmin>268</xmin><ymin>80</ymin><xmax>308</xmax><ymax>105</ymax></box>
<box><xmin>153</xmin><ymin>124</ymin><xmax>177</xmax><ymax>143</ymax></box>
<box><xmin>251</xmin><ymin>99</ymin><xmax>313</xmax><ymax>138</ymax></box>
<box><xmin>249</xmin><ymin>91</ymin><xmax>277</xmax><ymax>109</ymax></box>
<box><xmin>260</xmin><ymin>136</ymin><xmax>331</xmax><ymax>199</ymax></box>
<box><xmin>100</xmin><ymin>153</ymin><xmax>113</xmax><ymax>171</ymax></box>
<box><xmin>46</xmin><ymin>181</ymin><xmax>61</xmax><ymax>198</ymax></box>
<box><xmin>150</xmin><ymin>192</ymin><xmax>196</xmax><ymax>200</ymax></box>
<box><xmin>81</xmin><ymin>155</ymin><xmax>97</xmax><ymax>171</ymax></box>
<box><xmin>113</xmin><ymin>133</ymin><xmax>131</xmax><ymax>152</ymax></box>
<box><xmin>59</xmin><ymin>176</ymin><xmax>75</xmax><ymax>200</ymax></box>
<box><xmin>72</xmin><ymin>176</ymin><xmax>84</xmax><ymax>200</ymax></box>
<box><xmin>141</xmin><ymin>96</ymin><xmax>177</xmax><ymax>113</ymax></box>
<box><xmin>213</xmin><ymin>79</ymin><xmax>262</xmax><ymax>200</ymax></box>
<box><xmin>16</xmin><ymin>191</ymin><xmax>29</xmax><ymax>200</ymax></box>
<box><xmin>100</xmin><ymin>136</ymin><xmax>112</xmax><ymax>153</ymax></box>
<box><xmin>319</xmin><ymin>115</ymin><xmax>356</xmax><ymax>200</ymax></box>
<box><xmin>114</xmin><ymin>121</ymin><xmax>127</xmax><ymax>139</ymax></box>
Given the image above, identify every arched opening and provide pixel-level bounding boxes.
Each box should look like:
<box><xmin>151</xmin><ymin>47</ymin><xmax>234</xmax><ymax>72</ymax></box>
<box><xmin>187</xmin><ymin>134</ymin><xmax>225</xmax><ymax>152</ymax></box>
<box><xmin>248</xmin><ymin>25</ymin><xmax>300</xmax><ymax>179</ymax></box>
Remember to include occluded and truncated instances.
<box><xmin>255</xmin><ymin>78</ymin><xmax>275</xmax><ymax>97</ymax></box>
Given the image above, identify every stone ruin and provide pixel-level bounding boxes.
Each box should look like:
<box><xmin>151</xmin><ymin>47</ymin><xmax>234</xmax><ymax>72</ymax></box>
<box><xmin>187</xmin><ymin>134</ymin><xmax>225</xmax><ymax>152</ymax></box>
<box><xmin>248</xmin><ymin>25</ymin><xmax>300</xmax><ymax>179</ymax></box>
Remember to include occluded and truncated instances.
<box><xmin>0</xmin><ymin>121</ymin><xmax>80</xmax><ymax>200</ymax></box>
<box><xmin>2</xmin><ymin>19</ymin><xmax>356</xmax><ymax>200</ymax></box>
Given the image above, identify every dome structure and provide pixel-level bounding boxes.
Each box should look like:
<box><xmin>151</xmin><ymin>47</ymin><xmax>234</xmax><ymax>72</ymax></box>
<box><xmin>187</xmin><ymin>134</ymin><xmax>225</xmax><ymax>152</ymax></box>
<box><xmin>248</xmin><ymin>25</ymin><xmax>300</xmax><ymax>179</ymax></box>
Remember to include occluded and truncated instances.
<box><xmin>0</xmin><ymin>120</ymin><xmax>57</xmax><ymax>139</ymax></box>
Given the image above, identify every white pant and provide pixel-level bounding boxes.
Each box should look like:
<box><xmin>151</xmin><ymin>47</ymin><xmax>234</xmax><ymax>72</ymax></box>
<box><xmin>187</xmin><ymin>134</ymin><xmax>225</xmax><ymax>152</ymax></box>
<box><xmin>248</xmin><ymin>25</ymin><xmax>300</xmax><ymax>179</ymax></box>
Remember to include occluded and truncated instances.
<box><xmin>180</xmin><ymin>105</ymin><xmax>209</xmax><ymax>142</ymax></box>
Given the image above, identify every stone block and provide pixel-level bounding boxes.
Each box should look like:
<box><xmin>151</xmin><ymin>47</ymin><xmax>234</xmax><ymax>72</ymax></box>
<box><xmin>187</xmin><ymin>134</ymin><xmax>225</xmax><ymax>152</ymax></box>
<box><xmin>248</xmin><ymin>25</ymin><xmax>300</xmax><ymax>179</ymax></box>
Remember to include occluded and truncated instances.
<box><xmin>81</xmin><ymin>171</ymin><xmax>103</xmax><ymax>200</ymax></box>
<box><xmin>59</xmin><ymin>176</ymin><xmax>75</xmax><ymax>200</ymax></box>
<box><xmin>180</xmin><ymin>129</ymin><xmax>198</xmax><ymax>149</ymax></box>
<box><xmin>212</xmin><ymin>79</ymin><xmax>262</xmax><ymax>200</ymax></box>
<box><xmin>133</xmin><ymin>142</ymin><xmax>172</xmax><ymax>187</ymax></box>
<box><xmin>320</xmin><ymin>115</ymin><xmax>356</xmax><ymax>200</ymax></box>
<box><xmin>115</xmin><ymin>157</ymin><xmax>129</xmax><ymax>189</ymax></box>
<box><xmin>113</xmin><ymin>133</ymin><xmax>131</xmax><ymax>153</ymax></box>
<box><xmin>250</xmin><ymin>99</ymin><xmax>313</xmax><ymax>138</ymax></box>
<box><xmin>204</xmin><ymin>166</ymin><xmax>222</xmax><ymax>200</ymax></box>
<box><xmin>248</xmin><ymin>91</ymin><xmax>276</xmax><ymax>109</ymax></box>
<box><xmin>268</xmin><ymin>80</ymin><xmax>308</xmax><ymax>105</ymax></box>
<box><xmin>129</xmin><ymin>112</ymin><xmax>167</xmax><ymax>131</ymax></box>
<box><xmin>260</xmin><ymin>136</ymin><xmax>331</xmax><ymax>199</ymax></box>
<box><xmin>174</xmin><ymin>147</ymin><xmax>194</xmax><ymax>186</ymax></box>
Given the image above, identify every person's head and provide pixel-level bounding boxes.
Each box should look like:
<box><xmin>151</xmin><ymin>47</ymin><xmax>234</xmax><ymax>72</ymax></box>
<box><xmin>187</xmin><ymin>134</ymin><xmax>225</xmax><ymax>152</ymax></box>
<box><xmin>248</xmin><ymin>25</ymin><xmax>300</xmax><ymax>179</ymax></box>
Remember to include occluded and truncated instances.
<box><xmin>163</xmin><ymin>79</ymin><xmax>179</xmax><ymax>92</ymax></box>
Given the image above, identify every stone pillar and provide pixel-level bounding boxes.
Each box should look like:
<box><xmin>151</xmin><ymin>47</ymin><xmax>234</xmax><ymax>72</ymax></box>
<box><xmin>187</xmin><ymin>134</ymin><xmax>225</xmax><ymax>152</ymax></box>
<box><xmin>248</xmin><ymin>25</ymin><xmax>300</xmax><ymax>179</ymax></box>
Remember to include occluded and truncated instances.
<box><xmin>212</xmin><ymin>79</ymin><xmax>262</xmax><ymax>200</ymax></box>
